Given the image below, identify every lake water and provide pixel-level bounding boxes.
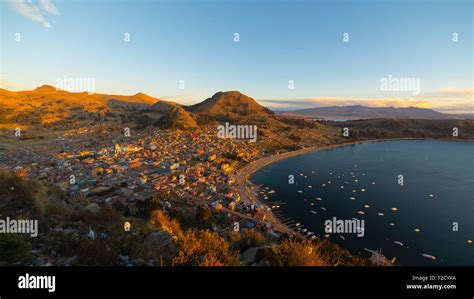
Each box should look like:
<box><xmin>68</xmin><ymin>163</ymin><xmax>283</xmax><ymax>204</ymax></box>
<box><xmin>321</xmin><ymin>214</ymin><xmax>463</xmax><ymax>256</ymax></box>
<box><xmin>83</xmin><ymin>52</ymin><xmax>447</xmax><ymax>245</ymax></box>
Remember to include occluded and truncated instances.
<box><xmin>251</xmin><ymin>140</ymin><xmax>474</xmax><ymax>266</ymax></box>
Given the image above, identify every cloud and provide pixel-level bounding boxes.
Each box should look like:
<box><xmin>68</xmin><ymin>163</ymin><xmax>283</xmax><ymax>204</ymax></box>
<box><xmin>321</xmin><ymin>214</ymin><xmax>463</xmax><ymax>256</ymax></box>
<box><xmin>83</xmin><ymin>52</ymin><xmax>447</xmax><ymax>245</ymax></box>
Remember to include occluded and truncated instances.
<box><xmin>39</xmin><ymin>0</ymin><xmax>59</xmax><ymax>16</ymax></box>
<box><xmin>7</xmin><ymin>0</ymin><xmax>59</xmax><ymax>28</ymax></box>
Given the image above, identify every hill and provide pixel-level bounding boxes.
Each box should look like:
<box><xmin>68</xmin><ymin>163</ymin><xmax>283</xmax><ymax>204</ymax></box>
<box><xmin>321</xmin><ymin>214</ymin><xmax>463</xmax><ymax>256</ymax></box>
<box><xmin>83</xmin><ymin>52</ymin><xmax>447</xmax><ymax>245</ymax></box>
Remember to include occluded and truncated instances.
<box><xmin>188</xmin><ymin>91</ymin><xmax>276</xmax><ymax>125</ymax></box>
<box><xmin>0</xmin><ymin>86</ymin><xmax>197</xmax><ymax>130</ymax></box>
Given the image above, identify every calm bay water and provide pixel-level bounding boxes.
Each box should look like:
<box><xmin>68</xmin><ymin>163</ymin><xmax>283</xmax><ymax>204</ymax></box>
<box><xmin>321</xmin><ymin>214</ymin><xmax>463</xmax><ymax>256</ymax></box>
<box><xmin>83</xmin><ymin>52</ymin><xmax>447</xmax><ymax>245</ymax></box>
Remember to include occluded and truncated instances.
<box><xmin>251</xmin><ymin>140</ymin><xmax>474</xmax><ymax>266</ymax></box>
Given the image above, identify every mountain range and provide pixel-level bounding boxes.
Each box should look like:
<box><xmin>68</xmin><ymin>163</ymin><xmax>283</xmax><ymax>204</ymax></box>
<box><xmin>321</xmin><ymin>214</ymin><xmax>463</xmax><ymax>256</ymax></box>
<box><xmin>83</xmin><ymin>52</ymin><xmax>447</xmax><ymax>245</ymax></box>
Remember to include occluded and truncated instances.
<box><xmin>280</xmin><ymin>105</ymin><xmax>474</xmax><ymax>120</ymax></box>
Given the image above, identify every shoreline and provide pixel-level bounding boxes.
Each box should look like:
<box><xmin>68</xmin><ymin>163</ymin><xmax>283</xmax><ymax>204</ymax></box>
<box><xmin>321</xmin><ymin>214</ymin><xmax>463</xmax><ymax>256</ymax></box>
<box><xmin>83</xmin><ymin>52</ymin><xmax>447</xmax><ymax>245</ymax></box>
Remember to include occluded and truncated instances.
<box><xmin>234</xmin><ymin>137</ymin><xmax>474</xmax><ymax>236</ymax></box>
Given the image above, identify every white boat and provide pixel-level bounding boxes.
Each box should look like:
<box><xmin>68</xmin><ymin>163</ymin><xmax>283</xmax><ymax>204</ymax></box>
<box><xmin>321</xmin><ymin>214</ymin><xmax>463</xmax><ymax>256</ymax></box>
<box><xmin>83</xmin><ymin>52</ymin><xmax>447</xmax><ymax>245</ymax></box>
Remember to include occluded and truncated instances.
<box><xmin>394</xmin><ymin>241</ymin><xmax>404</xmax><ymax>246</ymax></box>
<box><xmin>310</xmin><ymin>203</ymin><xmax>315</xmax><ymax>206</ymax></box>
<box><xmin>389</xmin><ymin>223</ymin><xmax>395</xmax><ymax>226</ymax></box>
<box><xmin>298</xmin><ymin>190</ymin><xmax>303</xmax><ymax>193</ymax></box>
<box><xmin>310</xmin><ymin>210</ymin><xmax>318</xmax><ymax>215</ymax></box>
<box><xmin>316</xmin><ymin>197</ymin><xmax>322</xmax><ymax>201</ymax></box>
<box><xmin>295</xmin><ymin>223</ymin><xmax>301</xmax><ymax>227</ymax></box>
<box><xmin>340</xmin><ymin>186</ymin><xmax>344</xmax><ymax>189</ymax></box>
<box><xmin>378</xmin><ymin>213</ymin><xmax>384</xmax><ymax>216</ymax></box>
<box><xmin>429</xmin><ymin>194</ymin><xmax>434</xmax><ymax>198</ymax></box>
<box><xmin>322</xmin><ymin>184</ymin><xmax>326</xmax><ymax>187</ymax></box>
<box><xmin>414</xmin><ymin>228</ymin><xmax>421</xmax><ymax>233</ymax></box>
<box><xmin>320</xmin><ymin>207</ymin><xmax>327</xmax><ymax>211</ymax></box>
<box><xmin>308</xmin><ymin>185</ymin><xmax>312</xmax><ymax>188</ymax></box>
<box><xmin>339</xmin><ymin>235</ymin><xmax>346</xmax><ymax>240</ymax></box>
<box><xmin>363</xmin><ymin>204</ymin><xmax>370</xmax><ymax>208</ymax></box>
<box><xmin>357</xmin><ymin>211</ymin><xmax>365</xmax><ymax>215</ymax></box>
<box><xmin>361</xmin><ymin>188</ymin><xmax>366</xmax><ymax>192</ymax></box>
<box><xmin>467</xmin><ymin>240</ymin><xmax>472</xmax><ymax>245</ymax></box>
<box><xmin>350</xmin><ymin>197</ymin><xmax>356</xmax><ymax>200</ymax></box>
<box><xmin>422</xmin><ymin>254</ymin><xmax>436</xmax><ymax>260</ymax></box>
<box><xmin>391</xmin><ymin>207</ymin><xmax>398</xmax><ymax>212</ymax></box>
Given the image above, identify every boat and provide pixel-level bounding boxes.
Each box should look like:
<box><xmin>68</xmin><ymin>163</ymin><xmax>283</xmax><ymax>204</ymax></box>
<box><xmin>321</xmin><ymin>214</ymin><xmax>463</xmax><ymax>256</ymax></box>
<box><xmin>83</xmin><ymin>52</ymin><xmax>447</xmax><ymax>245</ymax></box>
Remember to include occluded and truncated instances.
<box><xmin>298</xmin><ymin>190</ymin><xmax>303</xmax><ymax>193</ymax></box>
<box><xmin>468</xmin><ymin>240</ymin><xmax>473</xmax><ymax>245</ymax></box>
<box><xmin>422</xmin><ymin>254</ymin><xmax>436</xmax><ymax>260</ymax></box>
<box><xmin>391</xmin><ymin>207</ymin><xmax>398</xmax><ymax>212</ymax></box>
<box><xmin>302</xmin><ymin>228</ymin><xmax>308</xmax><ymax>233</ymax></box>
<box><xmin>311</xmin><ymin>235</ymin><xmax>317</xmax><ymax>240</ymax></box>
<box><xmin>357</xmin><ymin>211</ymin><xmax>365</xmax><ymax>215</ymax></box>
<box><xmin>361</xmin><ymin>189</ymin><xmax>366</xmax><ymax>192</ymax></box>
<box><xmin>310</xmin><ymin>203</ymin><xmax>314</xmax><ymax>206</ymax></box>
<box><xmin>378</xmin><ymin>213</ymin><xmax>384</xmax><ymax>216</ymax></box>
<box><xmin>340</xmin><ymin>186</ymin><xmax>344</xmax><ymax>189</ymax></box>
<box><xmin>350</xmin><ymin>197</ymin><xmax>356</xmax><ymax>200</ymax></box>
<box><xmin>372</xmin><ymin>182</ymin><xmax>375</xmax><ymax>185</ymax></box>
<box><xmin>328</xmin><ymin>181</ymin><xmax>331</xmax><ymax>184</ymax></box>
<box><xmin>364</xmin><ymin>248</ymin><xmax>392</xmax><ymax>266</ymax></box>
<box><xmin>308</xmin><ymin>185</ymin><xmax>312</xmax><ymax>188</ymax></box>
<box><xmin>339</xmin><ymin>235</ymin><xmax>346</xmax><ymax>240</ymax></box>
<box><xmin>363</xmin><ymin>204</ymin><xmax>370</xmax><ymax>208</ymax></box>
<box><xmin>322</xmin><ymin>183</ymin><xmax>326</xmax><ymax>187</ymax></box>
<box><xmin>310</xmin><ymin>210</ymin><xmax>318</xmax><ymax>215</ymax></box>
<box><xmin>414</xmin><ymin>228</ymin><xmax>421</xmax><ymax>233</ymax></box>
<box><xmin>320</xmin><ymin>207</ymin><xmax>327</xmax><ymax>211</ymax></box>
<box><xmin>429</xmin><ymin>194</ymin><xmax>434</xmax><ymax>198</ymax></box>
<box><xmin>352</xmin><ymin>189</ymin><xmax>356</xmax><ymax>193</ymax></box>
<box><xmin>316</xmin><ymin>197</ymin><xmax>322</xmax><ymax>201</ymax></box>
<box><xmin>394</xmin><ymin>241</ymin><xmax>404</xmax><ymax>246</ymax></box>
<box><xmin>389</xmin><ymin>223</ymin><xmax>395</xmax><ymax>226</ymax></box>
<box><xmin>295</xmin><ymin>223</ymin><xmax>301</xmax><ymax>227</ymax></box>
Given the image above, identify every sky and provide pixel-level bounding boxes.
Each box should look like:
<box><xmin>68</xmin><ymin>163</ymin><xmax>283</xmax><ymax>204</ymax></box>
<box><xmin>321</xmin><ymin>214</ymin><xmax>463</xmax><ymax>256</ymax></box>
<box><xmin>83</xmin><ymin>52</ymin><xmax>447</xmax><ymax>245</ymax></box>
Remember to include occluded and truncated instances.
<box><xmin>1</xmin><ymin>0</ymin><xmax>473</xmax><ymax>113</ymax></box>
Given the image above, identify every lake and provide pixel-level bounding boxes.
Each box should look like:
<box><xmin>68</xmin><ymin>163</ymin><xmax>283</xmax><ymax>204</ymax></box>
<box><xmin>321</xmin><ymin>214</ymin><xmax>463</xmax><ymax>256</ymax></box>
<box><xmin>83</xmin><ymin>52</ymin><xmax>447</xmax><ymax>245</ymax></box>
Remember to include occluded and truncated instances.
<box><xmin>251</xmin><ymin>140</ymin><xmax>474</xmax><ymax>266</ymax></box>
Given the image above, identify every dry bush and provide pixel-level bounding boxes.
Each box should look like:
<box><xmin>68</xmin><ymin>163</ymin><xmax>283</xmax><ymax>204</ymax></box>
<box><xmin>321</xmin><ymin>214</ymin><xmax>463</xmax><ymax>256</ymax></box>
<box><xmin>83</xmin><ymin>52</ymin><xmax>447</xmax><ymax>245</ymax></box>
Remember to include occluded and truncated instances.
<box><xmin>173</xmin><ymin>229</ymin><xmax>242</xmax><ymax>266</ymax></box>
<box><xmin>229</xmin><ymin>229</ymin><xmax>268</xmax><ymax>252</ymax></box>
<box><xmin>149</xmin><ymin>210</ymin><xmax>183</xmax><ymax>237</ymax></box>
<box><xmin>279</xmin><ymin>239</ymin><xmax>326</xmax><ymax>266</ymax></box>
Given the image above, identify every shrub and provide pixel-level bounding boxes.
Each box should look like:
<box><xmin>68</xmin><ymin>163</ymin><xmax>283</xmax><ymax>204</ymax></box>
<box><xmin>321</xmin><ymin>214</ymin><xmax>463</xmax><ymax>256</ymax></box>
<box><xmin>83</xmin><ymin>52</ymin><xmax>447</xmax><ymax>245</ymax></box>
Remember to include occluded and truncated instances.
<box><xmin>173</xmin><ymin>229</ymin><xmax>242</xmax><ymax>266</ymax></box>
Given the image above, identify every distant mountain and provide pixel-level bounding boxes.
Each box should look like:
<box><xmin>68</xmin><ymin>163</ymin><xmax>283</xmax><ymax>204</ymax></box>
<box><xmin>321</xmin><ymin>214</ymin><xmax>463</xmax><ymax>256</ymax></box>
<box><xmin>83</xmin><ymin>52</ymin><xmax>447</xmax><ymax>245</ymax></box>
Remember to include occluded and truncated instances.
<box><xmin>281</xmin><ymin>105</ymin><xmax>474</xmax><ymax>120</ymax></box>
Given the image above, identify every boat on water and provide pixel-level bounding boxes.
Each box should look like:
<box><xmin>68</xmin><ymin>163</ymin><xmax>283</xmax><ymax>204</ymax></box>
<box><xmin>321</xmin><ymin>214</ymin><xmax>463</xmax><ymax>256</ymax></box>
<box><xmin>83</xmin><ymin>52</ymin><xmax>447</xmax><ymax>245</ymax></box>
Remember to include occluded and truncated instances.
<box><xmin>364</xmin><ymin>248</ymin><xmax>392</xmax><ymax>266</ymax></box>
<box><xmin>316</xmin><ymin>197</ymin><xmax>322</xmax><ymax>201</ymax></box>
<box><xmin>298</xmin><ymin>190</ymin><xmax>303</xmax><ymax>193</ymax></box>
<box><xmin>378</xmin><ymin>213</ymin><xmax>384</xmax><ymax>216</ymax></box>
<box><xmin>357</xmin><ymin>211</ymin><xmax>365</xmax><ymax>215</ymax></box>
<box><xmin>422</xmin><ymin>254</ymin><xmax>436</xmax><ymax>260</ymax></box>
<box><xmin>363</xmin><ymin>204</ymin><xmax>370</xmax><ymax>208</ymax></box>
<box><xmin>414</xmin><ymin>228</ymin><xmax>421</xmax><ymax>233</ymax></box>
<box><xmin>394</xmin><ymin>241</ymin><xmax>404</xmax><ymax>246</ymax></box>
<box><xmin>339</xmin><ymin>235</ymin><xmax>346</xmax><ymax>240</ymax></box>
<box><xmin>320</xmin><ymin>207</ymin><xmax>327</xmax><ymax>211</ymax></box>
<box><xmin>391</xmin><ymin>207</ymin><xmax>398</xmax><ymax>212</ymax></box>
<box><xmin>350</xmin><ymin>197</ymin><xmax>356</xmax><ymax>200</ymax></box>
<box><xmin>310</xmin><ymin>210</ymin><xmax>318</xmax><ymax>215</ymax></box>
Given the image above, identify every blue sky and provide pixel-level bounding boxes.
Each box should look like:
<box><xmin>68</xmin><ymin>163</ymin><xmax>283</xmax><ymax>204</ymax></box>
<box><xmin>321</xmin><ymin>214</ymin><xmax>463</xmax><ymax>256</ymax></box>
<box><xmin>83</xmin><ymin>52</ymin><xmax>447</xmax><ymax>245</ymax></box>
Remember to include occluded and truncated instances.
<box><xmin>1</xmin><ymin>0</ymin><xmax>473</xmax><ymax>112</ymax></box>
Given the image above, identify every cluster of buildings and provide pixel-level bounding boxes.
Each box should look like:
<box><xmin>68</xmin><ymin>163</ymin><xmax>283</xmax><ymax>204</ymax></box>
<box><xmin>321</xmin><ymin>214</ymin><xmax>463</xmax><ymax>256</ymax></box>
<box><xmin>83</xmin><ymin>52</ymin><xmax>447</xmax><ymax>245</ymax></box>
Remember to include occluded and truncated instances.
<box><xmin>2</xmin><ymin>128</ymin><xmax>277</xmax><ymax>231</ymax></box>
